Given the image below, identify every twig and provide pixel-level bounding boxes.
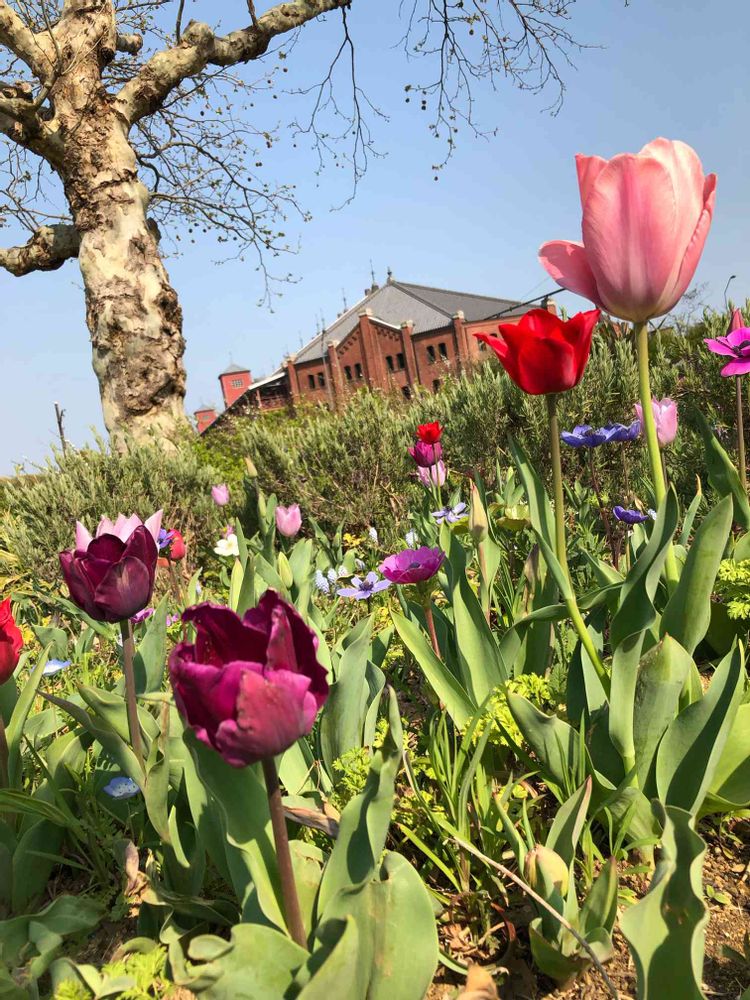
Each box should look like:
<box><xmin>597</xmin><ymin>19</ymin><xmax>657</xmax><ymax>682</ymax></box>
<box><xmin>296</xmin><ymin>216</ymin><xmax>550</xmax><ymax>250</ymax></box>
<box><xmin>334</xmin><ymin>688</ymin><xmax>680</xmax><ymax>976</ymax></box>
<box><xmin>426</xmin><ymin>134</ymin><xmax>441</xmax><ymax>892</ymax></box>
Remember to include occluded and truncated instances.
<box><xmin>453</xmin><ymin>835</ymin><xmax>620</xmax><ymax>999</ymax></box>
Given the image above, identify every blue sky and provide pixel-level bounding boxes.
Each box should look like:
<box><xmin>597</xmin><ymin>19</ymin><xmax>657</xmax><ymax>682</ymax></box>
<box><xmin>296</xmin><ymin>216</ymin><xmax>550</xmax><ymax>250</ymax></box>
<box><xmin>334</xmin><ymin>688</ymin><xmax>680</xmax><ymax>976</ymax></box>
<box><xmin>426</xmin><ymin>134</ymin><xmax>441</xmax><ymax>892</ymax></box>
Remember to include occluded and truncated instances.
<box><xmin>3</xmin><ymin>0</ymin><xmax>749</xmax><ymax>473</ymax></box>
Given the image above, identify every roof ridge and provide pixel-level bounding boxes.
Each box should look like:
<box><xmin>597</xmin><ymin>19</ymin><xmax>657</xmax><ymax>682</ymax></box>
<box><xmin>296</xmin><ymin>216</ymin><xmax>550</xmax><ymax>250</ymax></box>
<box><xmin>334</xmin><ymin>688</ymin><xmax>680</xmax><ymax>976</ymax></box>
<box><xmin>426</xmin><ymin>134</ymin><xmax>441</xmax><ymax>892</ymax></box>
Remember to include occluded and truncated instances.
<box><xmin>390</xmin><ymin>280</ymin><xmax>453</xmax><ymax>318</ymax></box>
<box><xmin>396</xmin><ymin>279</ymin><xmax>521</xmax><ymax>306</ymax></box>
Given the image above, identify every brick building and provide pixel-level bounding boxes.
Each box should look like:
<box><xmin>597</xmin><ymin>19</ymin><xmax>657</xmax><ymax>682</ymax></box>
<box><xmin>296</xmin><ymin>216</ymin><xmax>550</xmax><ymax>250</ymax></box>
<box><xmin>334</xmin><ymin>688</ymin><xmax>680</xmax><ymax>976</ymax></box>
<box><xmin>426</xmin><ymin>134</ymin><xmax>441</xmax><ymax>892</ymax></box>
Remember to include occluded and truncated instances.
<box><xmin>195</xmin><ymin>274</ymin><xmax>552</xmax><ymax>432</ymax></box>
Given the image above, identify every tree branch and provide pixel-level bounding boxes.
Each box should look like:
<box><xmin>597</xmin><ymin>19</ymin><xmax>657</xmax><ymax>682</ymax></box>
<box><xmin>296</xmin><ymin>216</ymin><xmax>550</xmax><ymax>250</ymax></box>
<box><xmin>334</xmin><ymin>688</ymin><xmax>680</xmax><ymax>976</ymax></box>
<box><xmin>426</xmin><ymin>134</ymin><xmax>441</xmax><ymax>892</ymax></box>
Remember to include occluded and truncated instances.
<box><xmin>0</xmin><ymin>93</ymin><xmax>62</xmax><ymax>162</ymax></box>
<box><xmin>116</xmin><ymin>33</ymin><xmax>144</xmax><ymax>56</ymax></box>
<box><xmin>0</xmin><ymin>223</ymin><xmax>79</xmax><ymax>275</ymax></box>
<box><xmin>0</xmin><ymin>1</ymin><xmax>52</xmax><ymax>81</ymax></box>
<box><xmin>116</xmin><ymin>0</ymin><xmax>351</xmax><ymax>126</ymax></box>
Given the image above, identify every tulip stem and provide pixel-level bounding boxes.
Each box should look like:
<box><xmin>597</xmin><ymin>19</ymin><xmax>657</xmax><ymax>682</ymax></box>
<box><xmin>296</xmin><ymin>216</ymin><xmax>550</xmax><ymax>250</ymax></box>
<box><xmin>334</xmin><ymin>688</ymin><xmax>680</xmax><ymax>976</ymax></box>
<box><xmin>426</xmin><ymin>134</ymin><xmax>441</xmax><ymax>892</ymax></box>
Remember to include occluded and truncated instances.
<box><xmin>547</xmin><ymin>395</ymin><xmax>608</xmax><ymax>688</ymax></box>
<box><xmin>120</xmin><ymin>621</ymin><xmax>145</xmax><ymax>773</ymax></box>
<box><xmin>0</xmin><ymin>714</ymin><xmax>9</xmax><ymax>788</ymax></box>
<box><xmin>423</xmin><ymin>599</ymin><xmax>442</xmax><ymax>658</ymax></box>
<box><xmin>262</xmin><ymin>756</ymin><xmax>308</xmax><ymax>950</ymax></box>
<box><xmin>737</xmin><ymin>376</ymin><xmax>747</xmax><ymax>491</ymax></box>
<box><xmin>634</xmin><ymin>322</ymin><xmax>679</xmax><ymax>591</ymax></box>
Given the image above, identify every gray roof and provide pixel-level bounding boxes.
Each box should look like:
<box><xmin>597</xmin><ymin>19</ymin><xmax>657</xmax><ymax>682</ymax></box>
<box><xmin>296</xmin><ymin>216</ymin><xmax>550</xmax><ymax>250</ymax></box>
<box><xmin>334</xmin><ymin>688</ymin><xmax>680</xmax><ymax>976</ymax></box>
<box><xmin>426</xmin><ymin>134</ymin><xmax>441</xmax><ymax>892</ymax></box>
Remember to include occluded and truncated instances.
<box><xmin>220</xmin><ymin>362</ymin><xmax>251</xmax><ymax>375</ymax></box>
<box><xmin>294</xmin><ymin>279</ymin><xmax>526</xmax><ymax>363</ymax></box>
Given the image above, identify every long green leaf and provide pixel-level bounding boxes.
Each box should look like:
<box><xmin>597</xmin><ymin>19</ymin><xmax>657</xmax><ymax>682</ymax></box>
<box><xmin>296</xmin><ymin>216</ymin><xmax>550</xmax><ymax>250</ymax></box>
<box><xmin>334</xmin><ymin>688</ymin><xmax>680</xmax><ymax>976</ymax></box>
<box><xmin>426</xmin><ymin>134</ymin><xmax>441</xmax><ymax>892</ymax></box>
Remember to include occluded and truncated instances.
<box><xmin>695</xmin><ymin>410</ymin><xmax>750</xmax><ymax>529</ymax></box>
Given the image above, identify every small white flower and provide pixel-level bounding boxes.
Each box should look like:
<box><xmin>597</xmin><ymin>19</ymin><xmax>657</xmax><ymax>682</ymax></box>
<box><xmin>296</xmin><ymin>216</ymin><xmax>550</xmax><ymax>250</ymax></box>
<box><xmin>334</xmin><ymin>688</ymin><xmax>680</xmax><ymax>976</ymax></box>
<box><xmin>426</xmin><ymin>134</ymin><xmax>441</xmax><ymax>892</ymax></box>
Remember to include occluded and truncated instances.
<box><xmin>214</xmin><ymin>535</ymin><xmax>240</xmax><ymax>558</ymax></box>
<box><xmin>405</xmin><ymin>530</ymin><xmax>418</xmax><ymax>548</ymax></box>
<box><xmin>368</xmin><ymin>526</ymin><xmax>379</xmax><ymax>544</ymax></box>
<box><xmin>327</xmin><ymin>568</ymin><xmax>339</xmax><ymax>583</ymax></box>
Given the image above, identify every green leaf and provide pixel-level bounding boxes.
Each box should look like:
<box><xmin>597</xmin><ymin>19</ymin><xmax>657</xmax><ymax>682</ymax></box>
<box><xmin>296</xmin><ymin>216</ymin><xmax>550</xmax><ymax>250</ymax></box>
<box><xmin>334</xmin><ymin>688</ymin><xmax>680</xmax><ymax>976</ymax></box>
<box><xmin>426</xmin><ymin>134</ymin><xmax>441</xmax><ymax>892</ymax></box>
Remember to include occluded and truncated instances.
<box><xmin>507</xmin><ymin>694</ymin><xmax>581</xmax><ymax>796</ymax></box>
<box><xmin>133</xmin><ymin>595</ymin><xmax>169</xmax><ymax>694</ymax></box>
<box><xmin>319</xmin><ymin>616</ymin><xmax>373</xmax><ymax>774</ymax></box>
<box><xmin>510</xmin><ymin>437</ymin><xmax>556</xmax><ymax>547</ymax></box>
<box><xmin>6</xmin><ymin>651</ymin><xmax>49</xmax><ymax>786</ymax></box>
<box><xmin>695</xmin><ymin>410</ymin><xmax>750</xmax><ymax>529</ymax></box>
<box><xmin>703</xmin><ymin>702</ymin><xmax>750</xmax><ymax>813</ymax></box>
<box><xmin>391</xmin><ymin>612</ymin><xmax>474</xmax><ymax>728</ymax></box>
<box><xmin>660</xmin><ymin>496</ymin><xmax>733</xmax><ymax>654</ymax></box>
<box><xmin>620</xmin><ymin>804</ymin><xmax>708</xmax><ymax>999</ymax></box>
<box><xmin>656</xmin><ymin>644</ymin><xmax>745</xmax><ymax>813</ymax></box>
<box><xmin>546</xmin><ymin>779</ymin><xmax>591</xmax><ymax>867</ymax></box>
<box><xmin>297</xmin><ymin>917</ymin><xmax>362</xmax><ymax>1000</ymax></box>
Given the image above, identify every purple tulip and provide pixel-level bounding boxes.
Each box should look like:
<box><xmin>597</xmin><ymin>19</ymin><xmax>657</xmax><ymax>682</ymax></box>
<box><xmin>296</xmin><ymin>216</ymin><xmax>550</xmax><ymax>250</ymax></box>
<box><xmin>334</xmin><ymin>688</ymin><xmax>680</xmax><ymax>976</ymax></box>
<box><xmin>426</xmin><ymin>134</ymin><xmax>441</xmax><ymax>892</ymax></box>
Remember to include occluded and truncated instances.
<box><xmin>634</xmin><ymin>398</ymin><xmax>678</xmax><ymax>446</ymax></box>
<box><xmin>409</xmin><ymin>440</ymin><xmax>443</xmax><ymax>468</ymax></box>
<box><xmin>380</xmin><ymin>546</ymin><xmax>445</xmax><ymax>585</ymax></box>
<box><xmin>169</xmin><ymin>592</ymin><xmax>328</xmax><ymax>768</ymax></box>
<box><xmin>60</xmin><ymin>515</ymin><xmax>159</xmax><ymax>623</ymax></box>
<box><xmin>336</xmin><ymin>572</ymin><xmax>391</xmax><ymax>600</ymax></box>
<box><xmin>276</xmin><ymin>503</ymin><xmax>302</xmax><ymax>538</ymax></box>
<box><xmin>417</xmin><ymin>461</ymin><xmax>447</xmax><ymax>487</ymax></box>
<box><xmin>705</xmin><ymin>309</ymin><xmax>750</xmax><ymax>377</ymax></box>
<box><xmin>211</xmin><ymin>484</ymin><xmax>230</xmax><ymax>506</ymax></box>
<box><xmin>613</xmin><ymin>506</ymin><xmax>650</xmax><ymax>525</ymax></box>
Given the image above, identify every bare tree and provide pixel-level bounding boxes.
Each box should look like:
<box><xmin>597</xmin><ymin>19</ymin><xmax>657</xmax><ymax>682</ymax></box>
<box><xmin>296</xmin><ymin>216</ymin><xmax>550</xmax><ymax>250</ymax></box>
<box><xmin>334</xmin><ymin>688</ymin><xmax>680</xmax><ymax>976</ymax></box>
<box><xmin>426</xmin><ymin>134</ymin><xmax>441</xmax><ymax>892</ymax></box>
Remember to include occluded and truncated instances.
<box><xmin>0</xmin><ymin>0</ymin><xmax>587</xmax><ymax>442</ymax></box>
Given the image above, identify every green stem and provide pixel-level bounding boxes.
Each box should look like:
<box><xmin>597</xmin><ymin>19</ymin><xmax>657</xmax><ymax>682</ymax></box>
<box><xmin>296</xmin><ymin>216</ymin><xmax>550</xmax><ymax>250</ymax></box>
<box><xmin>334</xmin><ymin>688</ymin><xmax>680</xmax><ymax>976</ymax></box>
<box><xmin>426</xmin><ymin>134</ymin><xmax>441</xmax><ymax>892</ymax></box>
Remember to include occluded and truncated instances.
<box><xmin>262</xmin><ymin>756</ymin><xmax>308</xmax><ymax>949</ymax></box>
<box><xmin>737</xmin><ymin>376</ymin><xmax>747</xmax><ymax>492</ymax></box>
<box><xmin>634</xmin><ymin>322</ymin><xmax>679</xmax><ymax>590</ymax></box>
<box><xmin>119</xmin><ymin>620</ymin><xmax>145</xmax><ymax>773</ymax></box>
<box><xmin>0</xmin><ymin>712</ymin><xmax>9</xmax><ymax>788</ymax></box>
<box><xmin>547</xmin><ymin>395</ymin><xmax>608</xmax><ymax>687</ymax></box>
<box><xmin>477</xmin><ymin>544</ymin><xmax>491</xmax><ymax>623</ymax></box>
<box><xmin>423</xmin><ymin>599</ymin><xmax>442</xmax><ymax>659</ymax></box>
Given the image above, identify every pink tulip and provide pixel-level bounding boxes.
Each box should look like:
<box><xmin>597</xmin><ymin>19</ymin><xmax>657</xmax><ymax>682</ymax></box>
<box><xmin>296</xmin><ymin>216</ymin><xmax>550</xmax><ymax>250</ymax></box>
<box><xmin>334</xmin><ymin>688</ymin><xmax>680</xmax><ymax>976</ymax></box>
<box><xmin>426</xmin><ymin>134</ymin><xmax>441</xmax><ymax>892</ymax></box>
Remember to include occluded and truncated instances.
<box><xmin>540</xmin><ymin>138</ymin><xmax>717</xmax><ymax>322</ymax></box>
<box><xmin>418</xmin><ymin>461</ymin><xmax>447</xmax><ymax>488</ymax></box>
<box><xmin>634</xmin><ymin>398</ymin><xmax>678</xmax><ymax>446</ymax></box>
<box><xmin>275</xmin><ymin>503</ymin><xmax>302</xmax><ymax>538</ymax></box>
<box><xmin>211</xmin><ymin>484</ymin><xmax>230</xmax><ymax>507</ymax></box>
<box><xmin>705</xmin><ymin>309</ymin><xmax>750</xmax><ymax>377</ymax></box>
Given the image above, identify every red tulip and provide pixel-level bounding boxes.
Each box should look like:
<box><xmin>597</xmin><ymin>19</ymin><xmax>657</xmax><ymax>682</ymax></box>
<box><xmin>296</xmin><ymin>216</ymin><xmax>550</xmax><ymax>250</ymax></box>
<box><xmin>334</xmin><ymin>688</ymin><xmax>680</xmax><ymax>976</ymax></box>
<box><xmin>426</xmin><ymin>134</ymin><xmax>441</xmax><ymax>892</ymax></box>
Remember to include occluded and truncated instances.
<box><xmin>0</xmin><ymin>598</ymin><xmax>23</xmax><ymax>684</ymax></box>
<box><xmin>416</xmin><ymin>422</ymin><xmax>443</xmax><ymax>445</ymax></box>
<box><xmin>167</xmin><ymin>529</ymin><xmax>186</xmax><ymax>562</ymax></box>
<box><xmin>474</xmin><ymin>309</ymin><xmax>600</xmax><ymax>396</ymax></box>
<box><xmin>539</xmin><ymin>138</ymin><xmax>716</xmax><ymax>323</ymax></box>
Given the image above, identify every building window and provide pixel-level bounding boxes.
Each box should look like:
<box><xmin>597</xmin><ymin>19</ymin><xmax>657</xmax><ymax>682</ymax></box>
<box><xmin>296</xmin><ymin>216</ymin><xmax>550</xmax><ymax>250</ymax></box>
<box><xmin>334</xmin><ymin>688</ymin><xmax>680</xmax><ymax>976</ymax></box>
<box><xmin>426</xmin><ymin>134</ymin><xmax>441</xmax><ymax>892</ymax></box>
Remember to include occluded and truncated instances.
<box><xmin>427</xmin><ymin>345</ymin><xmax>436</xmax><ymax>364</ymax></box>
<box><xmin>344</xmin><ymin>365</ymin><xmax>353</xmax><ymax>381</ymax></box>
<box><xmin>433</xmin><ymin>379</ymin><xmax>441</xmax><ymax>392</ymax></box>
<box><xmin>307</xmin><ymin>374</ymin><xmax>315</xmax><ymax>390</ymax></box>
<box><xmin>386</xmin><ymin>355</ymin><xmax>395</xmax><ymax>372</ymax></box>
<box><xmin>438</xmin><ymin>342</ymin><xmax>448</xmax><ymax>359</ymax></box>
<box><xmin>355</xmin><ymin>363</ymin><xmax>363</xmax><ymax>379</ymax></box>
<box><xmin>230</xmin><ymin>377</ymin><xmax>244</xmax><ymax>388</ymax></box>
<box><xmin>396</xmin><ymin>352</ymin><xmax>406</xmax><ymax>370</ymax></box>
<box><xmin>402</xmin><ymin>386</ymin><xmax>411</xmax><ymax>399</ymax></box>
<box><xmin>317</xmin><ymin>372</ymin><xmax>326</xmax><ymax>388</ymax></box>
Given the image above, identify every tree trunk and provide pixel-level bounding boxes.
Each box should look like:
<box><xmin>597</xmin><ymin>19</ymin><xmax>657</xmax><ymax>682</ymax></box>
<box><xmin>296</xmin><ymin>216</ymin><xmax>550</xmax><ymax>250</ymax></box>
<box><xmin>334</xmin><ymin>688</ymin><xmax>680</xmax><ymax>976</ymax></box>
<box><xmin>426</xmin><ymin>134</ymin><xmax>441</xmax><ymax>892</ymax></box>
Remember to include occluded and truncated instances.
<box><xmin>54</xmin><ymin>4</ymin><xmax>187</xmax><ymax>444</ymax></box>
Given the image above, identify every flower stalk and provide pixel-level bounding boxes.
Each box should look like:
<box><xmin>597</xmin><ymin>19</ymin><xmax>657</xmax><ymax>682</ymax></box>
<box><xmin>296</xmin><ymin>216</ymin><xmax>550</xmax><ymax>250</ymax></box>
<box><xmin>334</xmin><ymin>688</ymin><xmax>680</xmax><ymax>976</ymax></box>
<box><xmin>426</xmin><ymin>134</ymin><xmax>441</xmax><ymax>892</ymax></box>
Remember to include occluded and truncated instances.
<box><xmin>634</xmin><ymin>322</ymin><xmax>679</xmax><ymax>591</ymax></box>
<box><xmin>737</xmin><ymin>376</ymin><xmax>747</xmax><ymax>491</ymax></box>
<box><xmin>0</xmin><ymin>715</ymin><xmax>9</xmax><ymax>788</ymax></box>
<box><xmin>262</xmin><ymin>755</ymin><xmax>308</xmax><ymax>949</ymax></box>
<box><xmin>546</xmin><ymin>395</ymin><xmax>608</xmax><ymax>687</ymax></box>
<box><xmin>120</xmin><ymin>620</ymin><xmax>145</xmax><ymax>772</ymax></box>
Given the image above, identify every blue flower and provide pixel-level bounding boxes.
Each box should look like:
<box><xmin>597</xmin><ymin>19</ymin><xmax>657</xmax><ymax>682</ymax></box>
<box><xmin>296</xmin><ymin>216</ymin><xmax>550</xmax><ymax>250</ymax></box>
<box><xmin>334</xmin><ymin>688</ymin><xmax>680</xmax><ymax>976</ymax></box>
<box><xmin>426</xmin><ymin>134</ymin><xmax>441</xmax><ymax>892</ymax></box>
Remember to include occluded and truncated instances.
<box><xmin>337</xmin><ymin>572</ymin><xmax>391</xmax><ymax>600</ymax></box>
<box><xmin>432</xmin><ymin>502</ymin><xmax>468</xmax><ymax>525</ymax></box>
<box><xmin>314</xmin><ymin>570</ymin><xmax>331</xmax><ymax>594</ymax></box>
<box><xmin>103</xmin><ymin>776</ymin><xmax>141</xmax><ymax>800</ymax></box>
<box><xmin>602</xmin><ymin>420</ymin><xmax>641</xmax><ymax>443</ymax></box>
<box><xmin>43</xmin><ymin>659</ymin><xmax>71</xmax><ymax>677</ymax></box>
<box><xmin>561</xmin><ymin>424</ymin><xmax>609</xmax><ymax>448</ymax></box>
<box><xmin>157</xmin><ymin>527</ymin><xmax>176</xmax><ymax>551</ymax></box>
<box><xmin>613</xmin><ymin>506</ymin><xmax>650</xmax><ymax>525</ymax></box>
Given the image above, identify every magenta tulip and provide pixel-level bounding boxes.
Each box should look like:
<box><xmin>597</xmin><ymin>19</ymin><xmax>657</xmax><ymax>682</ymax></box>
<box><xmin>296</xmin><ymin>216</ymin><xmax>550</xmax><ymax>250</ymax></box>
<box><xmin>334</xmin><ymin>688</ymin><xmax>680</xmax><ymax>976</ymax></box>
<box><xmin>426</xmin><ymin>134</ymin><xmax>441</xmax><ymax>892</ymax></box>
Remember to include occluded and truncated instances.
<box><xmin>409</xmin><ymin>440</ymin><xmax>443</xmax><ymax>468</ymax></box>
<box><xmin>275</xmin><ymin>504</ymin><xmax>302</xmax><ymax>538</ymax></box>
<box><xmin>540</xmin><ymin>138</ymin><xmax>717</xmax><ymax>322</ymax></box>
<box><xmin>705</xmin><ymin>309</ymin><xmax>750</xmax><ymax>376</ymax></box>
<box><xmin>634</xmin><ymin>398</ymin><xmax>678</xmax><ymax>447</ymax></box>
<box><xmin>60</xmin><ymin>517</ymin><xmax>159</xmax><ymax>623</ymax></box>
<box><xmin>211</xmin><ymin>484</ymin><xmax>230</xmax><ymax>507</ymax></box>
<box><xmin>380</xmin><ymin>546</ymin><xmax>445</xmax><ymax>585</ymax></box>
<box><xmin>417</xmin><ymin>461</ymin><xmax>447</xmax><ymax>488</ymax></box>
<box><xmin>169</xmin><ymin>592</ymin><xmax>328</xmax><ymax>767</ymax></box>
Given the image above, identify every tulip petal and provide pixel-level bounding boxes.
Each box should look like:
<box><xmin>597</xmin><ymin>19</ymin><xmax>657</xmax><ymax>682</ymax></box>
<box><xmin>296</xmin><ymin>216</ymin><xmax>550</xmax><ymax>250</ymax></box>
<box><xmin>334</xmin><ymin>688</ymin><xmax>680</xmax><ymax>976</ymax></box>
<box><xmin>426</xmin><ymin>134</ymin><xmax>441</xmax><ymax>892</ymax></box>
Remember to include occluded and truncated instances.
<box><xmin>88</xmin><ymin>534</ymin><xmax>126</xmax><ymax>562</ymax></box>
<box><xmin>538</xmin><ymin>241</ymin><xmax>602</xmax><ymax>307</ymax></box>
<box><xmin>169</xmin><ymin>653</ymin><xmax>245</xmax><ymax>747</ymax></box>
<box><xmin>582</xmin><ymin>154</ymin><xmax>680</xmax><ymax>321</ymax></box>
<box><xmin>59</xmin><ymin>551</ymin><xmax>99</xmax><ymax>619</ymax></box>
<box><xmin>144</xmin><ymin>510</ymin><xmax>163</xmax><ymax>545</ymax></box>
<box><xmin>232</xmin><ymin>667</ymin><xmax>315</xmax><ymax>763</ymax></box>
<box><xmin>575</xmin><ymin>153</ymin><xmax>608</xmax><ymax>209</ymax></box>
<box><xmin>75</xmin><ymin>521</ymin><xmax>93</xmax><ymax>552</ymax></box>
<box><xmin>183</xmin><ymin>603</ymin><xmax>268</xmax><ymax>666</ymax></box>
<box><xmin>93</xmin><ymin>556</ymin><xmax>153</xmax><ymax>622</ymax></box>
<box><xmin>662</xmin><ymin>174</ymin><xmax>716</xmax><ymax>316</ymax></box>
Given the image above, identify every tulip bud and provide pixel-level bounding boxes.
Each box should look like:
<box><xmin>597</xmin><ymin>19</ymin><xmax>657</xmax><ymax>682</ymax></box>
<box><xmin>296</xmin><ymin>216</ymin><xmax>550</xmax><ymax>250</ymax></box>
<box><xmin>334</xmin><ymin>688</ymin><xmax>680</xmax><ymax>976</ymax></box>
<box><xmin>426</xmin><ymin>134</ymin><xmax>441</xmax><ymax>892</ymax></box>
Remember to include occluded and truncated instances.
<box><xmin>278</xmin><ymin>552</ymin><xmax>294</xmax><ymax>590</ymax></box>
<box><xmin>469</xmin><ymin>481</ymin><xmax>489</xmax><ymax>543</ymax></box>
<box><xmin>524</xmin><ymin>845</ymin><xmax>569</xmax><ymax>899</ymax></box>
<box><xmin>245</xmin><ymin>456</ymin><xmax>258</xmax><ymax>478</ymax></box>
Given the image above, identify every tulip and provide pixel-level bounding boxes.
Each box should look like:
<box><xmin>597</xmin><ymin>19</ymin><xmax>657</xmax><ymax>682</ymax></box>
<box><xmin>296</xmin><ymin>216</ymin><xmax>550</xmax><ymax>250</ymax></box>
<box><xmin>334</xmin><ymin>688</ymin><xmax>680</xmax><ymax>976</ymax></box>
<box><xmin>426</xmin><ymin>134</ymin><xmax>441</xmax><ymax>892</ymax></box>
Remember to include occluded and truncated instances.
<box><xmin>211</xmin><ymin>484</ymin><xmax>230</xmax><ymax>506</ymax></box>
<box><xmin>416</xmin><ymin>421</ymin><xmax>443</xmax><ymax>444</ymax></box>
<box><xmin>0</xmin><ymin>598</ymin><xmax>23</xmax><ymax>685</ymax></box>
<box><xmin>169</xmin><ymin>592</ymin><xmax>328</xmax><ymax>767</ymax></box>
<box><xmin>76</xmin><ymin>510</ymin><xmax>162</xmax><ymax>550</ymax></box>
<box><xmin>524</xmin><ymin>845</ymin><xmax>569</xmax><ymax>898</ymax></box>
<box><xmin>60</xmin><ymin>519</ymin><xmax>158</xmax><ymax>624</ymax></box>
<box><xmin>166</xmin><ymin>529</ymin><xmax>186</xmax><ymax>562</ymax></box>
<box><xmin>475</xmin><ymin>309</ymin><xmax>600</xmax><ymax>396</ymax></box>
<box><xmin>275</xmin><ymin>503</ymin><xmax>302</xmax><ymax>538</ymax></box>
<box><xmin>634</xmin><ymin>398</ymin><xmax>678</xmax><ymax>447</ymax></box>
<box><xmin>409</xmin><ymin>440</ymin><xmax>443</xmax><ymax>468</ymax></box>
<box><xmin>380</xmin><ymin>547</ymin><xmax>445</xmax><ymax>585</ymax></box>
<box><xmin>417</xmin><ymin>461</ymin><xmax>447</xmax><ymax>488</ymax></box>
<box><xmin>539</xmin><ymin>138</ymin><xmax>717</xmax><ymax>323</ymax></box>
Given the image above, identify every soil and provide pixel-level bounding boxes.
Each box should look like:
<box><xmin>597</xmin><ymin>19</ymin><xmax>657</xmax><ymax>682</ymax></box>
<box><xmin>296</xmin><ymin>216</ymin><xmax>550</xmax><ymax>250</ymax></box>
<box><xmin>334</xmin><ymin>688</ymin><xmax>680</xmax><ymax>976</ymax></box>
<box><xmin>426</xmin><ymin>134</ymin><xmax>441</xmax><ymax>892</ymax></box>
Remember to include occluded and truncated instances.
<box><xmin>427</xmin><ymin>822</ymin><xmax>750</xmax><ymax>1000</ymax></box>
